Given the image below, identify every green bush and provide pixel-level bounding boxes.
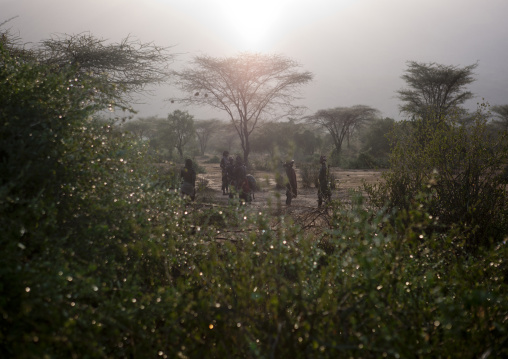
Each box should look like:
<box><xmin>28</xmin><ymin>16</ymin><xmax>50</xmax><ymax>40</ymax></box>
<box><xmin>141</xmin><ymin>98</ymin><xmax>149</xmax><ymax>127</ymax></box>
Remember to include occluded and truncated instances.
<box><xmin>299</xmin><ymin>163</ymin><xmax>318</xmax><ymax>188</ymax></box>
<box><xmin>250</xmin><ymin>155</ymin><xmax>274</xmax><ymax>171</ymax></box>
<box><xmin>365</xmin><ymin>106</ymin><xmax>508</xmax><ymax>249</ymax></box>
<box><xmin>203</xmin><ymin>155</ymin><xmax>220</xmax><ymax>164</ymax></box>
<box><xmin>0</xmin><ymin>44</ymin><xmax>182</xmax><ymax>358</ymax></box>
<box><xmin>501</xmin><ymin>164</ymin><xmax>508</xmax><ymax>183</ymax></box>
<box><xmin>348</xmin><ymin>152</ymin><xmax>386</xmax><ymax>169</ymax></box>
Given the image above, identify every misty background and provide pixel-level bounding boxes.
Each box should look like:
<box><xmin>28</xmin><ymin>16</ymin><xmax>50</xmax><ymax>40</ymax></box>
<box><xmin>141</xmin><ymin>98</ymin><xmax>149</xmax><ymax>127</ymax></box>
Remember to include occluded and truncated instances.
<box><xmin>2</xmin><ymin>0</ymin><xmax>507</xmax><ymax>121</ymax></box>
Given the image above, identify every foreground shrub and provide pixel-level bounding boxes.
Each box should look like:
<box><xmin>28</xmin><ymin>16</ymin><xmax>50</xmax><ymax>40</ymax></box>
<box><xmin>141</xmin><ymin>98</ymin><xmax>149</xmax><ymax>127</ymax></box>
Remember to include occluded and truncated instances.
<box><xmin>141</xmin><ymin>195</ymin><xmax>508</xmax><ymax>358</ymax></box>
<box><xmin>365</xmin><ymin>106</ymin><xmax>508</xmax><ymax>249</ymax></box>
<box><xmin>0</xmin><ymin>44</ymin><xmax>182</xmax><ymax>357</ymax></box>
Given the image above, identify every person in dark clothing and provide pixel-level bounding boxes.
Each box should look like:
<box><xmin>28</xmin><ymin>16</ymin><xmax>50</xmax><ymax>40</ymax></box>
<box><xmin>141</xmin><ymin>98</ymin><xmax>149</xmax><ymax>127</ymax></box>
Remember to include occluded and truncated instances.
<box><xmin>220</xmin><ymin>150</ymin><xmax>230</xmax><ymax>195</ymax></box>
<box><xmin>230</xmin><ymin>155</ymin><xmax>250</xmax><ymax>202</ymax></box>
<box><xmin>180</xmin><ymin>158</ymin><xmax>196</xmax><ymax>201</ymax></box>
<box><xmin>317</xmin><ymin>155</ymin><xmax>331</xmax><ymax>208</ymax></box>
<box><xmin>283</xmin><ymin>160</ymin><xmax>297</xmax><ymax>205</ymax></box>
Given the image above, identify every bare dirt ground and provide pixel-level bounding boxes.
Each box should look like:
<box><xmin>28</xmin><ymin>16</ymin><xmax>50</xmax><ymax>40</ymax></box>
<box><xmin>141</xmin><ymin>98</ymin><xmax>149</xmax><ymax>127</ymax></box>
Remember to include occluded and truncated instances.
<box><xmin>195</xmin><ymin>159</ymin><xmax>384</xmax><ymax>215</ymax></box>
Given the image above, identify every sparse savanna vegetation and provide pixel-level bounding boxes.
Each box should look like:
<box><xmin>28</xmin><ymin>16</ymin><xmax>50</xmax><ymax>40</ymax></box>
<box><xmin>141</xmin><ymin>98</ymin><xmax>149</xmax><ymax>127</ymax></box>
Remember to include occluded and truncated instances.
<box><xmin>1</xmin><ymin>24</ymin><xmax>507</xmax><ymax>359</ymax></box>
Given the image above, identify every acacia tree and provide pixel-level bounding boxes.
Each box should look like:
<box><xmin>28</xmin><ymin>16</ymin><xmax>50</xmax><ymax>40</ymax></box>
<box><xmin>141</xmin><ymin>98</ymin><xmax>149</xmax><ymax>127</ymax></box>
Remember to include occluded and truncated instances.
<box><xmin>173</xmin><ymin>53</ymin><xmax>313</xmax><ymax>166</ymax></box>
<box><xmin>307</xmin><ymin>105</ymin><xmax>379</xmax><ymax>157</ymax></box>
<box><xmin>1</xmin><ymin>17</ymin><xmax>37</xmax><ymax>60</ymax></box>
<box><xmin>36</xmin><ymin>33</ymin><xmax>174</xmax><ymax>110</ymax></box>
<box><xmin>397</xmin><ymin>61</ymin><xmax>477</xmax><ymax>122</ymax></box>
<box><xmin>121</xmin><ymin>116</ymin><xmax>162</xmax><ymax>140</ymax></box>
<box><xmin>195</xmin><ymin>119</ymin><xmax>221</xmax><ymax>155</ymax></box>
<box><xmin>166</xmin><ymin>110</ymin><xmax>195</xmax><ymax>158</ymax></box>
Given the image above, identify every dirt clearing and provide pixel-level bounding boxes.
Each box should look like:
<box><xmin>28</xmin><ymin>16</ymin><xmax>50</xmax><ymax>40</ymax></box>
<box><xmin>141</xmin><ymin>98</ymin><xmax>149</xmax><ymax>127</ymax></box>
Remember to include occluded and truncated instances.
<box><xmin>195</xmin><ymin>160</ymin><xmax>384</xmax><ymax>212</ymax></box>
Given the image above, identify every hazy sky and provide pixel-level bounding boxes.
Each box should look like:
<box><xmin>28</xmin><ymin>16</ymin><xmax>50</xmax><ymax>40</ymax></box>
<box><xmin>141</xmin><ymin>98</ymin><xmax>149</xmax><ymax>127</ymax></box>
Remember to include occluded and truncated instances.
<box><xmin>2</xmin><ymin>0</ymin><xmax>508</xmax><ymax>121</ymax></box>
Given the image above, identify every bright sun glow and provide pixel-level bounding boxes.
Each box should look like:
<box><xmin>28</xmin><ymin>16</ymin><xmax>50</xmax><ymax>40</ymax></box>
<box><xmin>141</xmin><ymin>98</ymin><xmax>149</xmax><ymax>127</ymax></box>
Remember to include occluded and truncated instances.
<box><xmin>220</xmin><ymin>0</ymin><xmax>289</xmax><ymax>51</ymax></box>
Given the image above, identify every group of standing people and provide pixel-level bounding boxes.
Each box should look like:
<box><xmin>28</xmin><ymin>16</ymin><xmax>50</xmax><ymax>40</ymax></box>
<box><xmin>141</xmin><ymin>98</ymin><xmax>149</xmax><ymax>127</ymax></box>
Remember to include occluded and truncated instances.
<box><xmin>283</xmin><ymin>155</ymin><xmax>331</xmax><ymax>207</ymax></box>
<box><xmin>220</xmin><ymin>151</ymin><xmax>251</xmax><ymax>202</ymax></box>
<box><xmin>181</xmin><ymin>151</ymin><xmax>331</xmax><ymax>207</ymax></box>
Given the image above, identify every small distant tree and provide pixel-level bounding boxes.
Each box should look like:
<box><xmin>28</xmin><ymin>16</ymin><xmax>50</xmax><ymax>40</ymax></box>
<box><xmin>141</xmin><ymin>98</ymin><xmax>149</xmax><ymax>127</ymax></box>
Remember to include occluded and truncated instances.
<box><xmin>121</xmin><ymin>116</ymin><xmax>162</xmax><ymax>140</ymax></box>
<box><xmin>397</xmin><ymin>61</ymin><xmax>477</xmax><ymax>122</ymax></box>
<box><xmin>250</xmin><ymin>120</ymin><xmax>298</xmax><ymax>158</ymax></box>
<box><xmin>306</xmin><ymin>105</ymin><xmax>379</xmax><ymax>159</ymax></box>
<box><xmin>166</xmin><ymin>110</ymin><xmax>195</xmax><ymax>158</ymax></box>
<box><xmin>294</xmin><ymin>129</ymin><xmax>320</xmax><ymax>156</ymax></box>
<box><xmin>360</xmin><ymin>117</ymin><xmax>395</xmax><ymax>159</ymax></box>
<box><xmin>174</xmin><ymin>53</ymin><xmax>313</xmax><ymax>167</ymax></box>
<box><xmin>195</xmin><ymin>119</ymin><xmax>221</xmax><ymax>155</ymax></box>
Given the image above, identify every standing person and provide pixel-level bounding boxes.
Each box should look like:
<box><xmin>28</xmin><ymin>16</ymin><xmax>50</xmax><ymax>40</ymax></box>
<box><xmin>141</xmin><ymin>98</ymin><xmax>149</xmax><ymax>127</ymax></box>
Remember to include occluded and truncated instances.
<box><xmin>232</xmin><ymin>155</ymin><xmax>250</xmax><ymax>202</ymax></box>
<box><xmin>180</xmin><ymin>158</ymin><xmax>196</xmax><ymax>201</ymax></box>
<box><xmin>283</xmin><ymin>160</ymin><xmax>297</xmax><ymax>205</ymax></box>
<box><xmin>220</xmin><ymin>150</ymin><xmax>230</xmax><ymax>195</ymax></box>
<box><xmin>317</xmin><ymin>155</ymin><xmax>331</xmax><ymax>208</ymax></box>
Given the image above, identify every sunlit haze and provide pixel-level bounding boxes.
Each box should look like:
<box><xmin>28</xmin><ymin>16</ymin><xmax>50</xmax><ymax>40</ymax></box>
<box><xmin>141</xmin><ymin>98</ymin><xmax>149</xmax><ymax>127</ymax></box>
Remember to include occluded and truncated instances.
<box><xmin>2</xmin><ymin>0</ymin><xmax>508</xmax><ymax>120</ymax></box>
<box><xmin>219</xmin><ymin>0</ymin><xmax>287</xmax><ymax>51</ymax></box>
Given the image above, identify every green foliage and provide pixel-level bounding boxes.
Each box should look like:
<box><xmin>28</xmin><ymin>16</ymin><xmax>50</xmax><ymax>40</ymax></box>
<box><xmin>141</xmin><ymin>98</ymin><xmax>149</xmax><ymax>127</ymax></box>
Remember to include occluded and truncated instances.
<box><xmin>359</xmin><ymin>117</ymin><xmax>395</xmax><ymax>167</ymax></box>
<box><xmin>299</xmin><ymin>163</ymin><xmax>319</xmax><ymax>188</ymax></box>
<box><xmin>0</xmin><ymin>44</ymin><xmax>183</xmax><ymax>358</ymax></box>
<box><xmin>250</xmin><ymin>156</ymin><xmax>273</xmax><ymax>171</ymax></box>
<box><xmin>166</xmin><ymin>109</ymin><xmax>195</xmax><ymax>158</ymax></box>
<box><xmin>501</xmin><ymin>164</ymin><xmax>508</xmax><ymax>183</ymax></box>
<box><xmin>365</xmin><ymin>105</ymin><xmax>508</xmax><ymax>248</ymax></box>
<box><xmin>348</xmin><ymin>152</ymin><xmax>378</xmax><ymax>169</ymax></box>
<box><xmin>294</xmin><ymin>129</ymin><xmax>321</xmax><ymax>156</ymax></box>
<box><xmin>250</xmin><ymin>121</ymin><xmax>297</xmax><ymax>157</ymax></box>
<box><xmin>203</xmin><ymin>155</ymin><xmax>221</xmax><ymax>164</ymax></box>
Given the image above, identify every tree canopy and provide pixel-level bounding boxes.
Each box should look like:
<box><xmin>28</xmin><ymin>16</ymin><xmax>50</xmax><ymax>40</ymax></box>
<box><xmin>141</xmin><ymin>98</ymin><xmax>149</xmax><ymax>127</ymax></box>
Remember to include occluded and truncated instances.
<box><xmin>195</xmin><ymin>119</ymin><xmax>221</xmax><ymax>156</ymax></box>
<box><xmin>0</xmin><ymin>23</ymin><xmax>175</xmax><ymax>112</ymax></box>
<box><xmin>37</xmin><ymin>33</ymin><xmax>174</xmax><ymax>110</ymax></box>
<box><xmin>397</xmin><ymin>61</ymin><xmax>477</xmax><ymax>121</ymax></box>
<box><xmin>174</xmin><ymin>53</ymin><xmax>313</xmax><ymax>166</ymax></box>
<box><xmin>360</xmin><ymin>117</ymin><xmax>395</xmax><ymax>159</ymax></box>
<box><xmin>165</xmin><ymin>110</ymin><xmax>195</xmax><ymax>158</ymax></box>
<box><xmin>306</xmin><ymin>105</ymin><xmax>379</xmax><ymax>159</ymax></box>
